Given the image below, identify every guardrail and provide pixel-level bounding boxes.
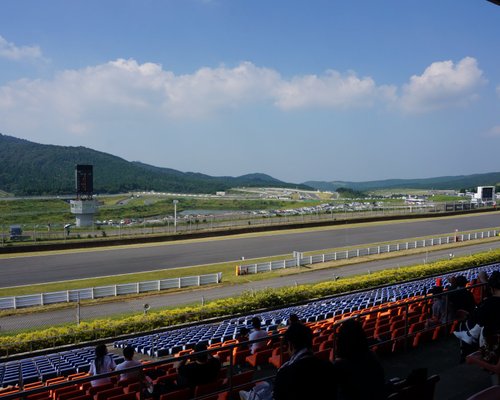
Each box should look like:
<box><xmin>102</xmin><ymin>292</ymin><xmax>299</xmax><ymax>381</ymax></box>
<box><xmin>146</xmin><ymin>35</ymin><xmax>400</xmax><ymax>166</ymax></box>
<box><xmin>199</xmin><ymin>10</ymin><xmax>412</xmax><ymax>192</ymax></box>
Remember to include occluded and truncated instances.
<box><xmin>236</xmin><ymin>229</ymin><xmax>499</xmax><ymax>275</ymax></box>
<box><xmin>0</xmin><ymin>272</ymin><xmax>222</xmax><ymax>310</ymax></box>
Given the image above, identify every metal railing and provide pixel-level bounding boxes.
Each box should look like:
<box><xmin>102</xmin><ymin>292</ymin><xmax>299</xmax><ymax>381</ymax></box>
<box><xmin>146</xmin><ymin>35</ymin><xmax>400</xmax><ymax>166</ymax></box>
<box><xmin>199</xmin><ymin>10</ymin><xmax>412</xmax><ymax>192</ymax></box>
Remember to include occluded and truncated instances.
<box><xmin>237</xmin><ymin>229</ymin><xmax>499</xmax><ymax>275</ymax></box>
<box><xmin>0</xmin><ymin>272</ymin><xmax>222</xmax><ymax>310</ymax></box>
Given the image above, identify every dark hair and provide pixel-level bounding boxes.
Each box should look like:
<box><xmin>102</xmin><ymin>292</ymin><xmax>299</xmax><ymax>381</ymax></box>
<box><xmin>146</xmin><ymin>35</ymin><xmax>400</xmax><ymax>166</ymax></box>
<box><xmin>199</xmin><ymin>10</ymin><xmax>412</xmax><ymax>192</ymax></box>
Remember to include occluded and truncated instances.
<box><xmin>428</xmin><ymin>286</ymin><xmax>443</xmax><ymax>295</ymax></box>
<box><xmin>336</xmin><ymin>319</ymin><xmax>369</xmax><ymax>360</ymax></box>
<box><xmin>94</xmin><ymin>344</ymin><xmax>108</xmax><ymax>374</ymax></box>
<box><xmin>194</xmin><ymin>342</ymin><xmax>208</xmax><ymax>362</ymax></box>
<box><xmin>238</xmin><ymin>327</ymin><xmax>249</xmax><ymax>336</ymax></box>
<box><xmin>288</xmin><ymin>314</ymin><xmax>300</xmax><ymax>325</ymax></box>
<box><xmin>123</xmin><ymin>346</ymin><xmax>135</xmax><ymax>360</ymax></box>
<box><xmin>455</xmin><ymin>275</ymin><xmax>468</xmax><ymax>288</ymax></box>
<box><xmin>488</xmin><ymin>271</ymin><xmax>500</xmax><ymax>290</ymax></box>
<box><xmin>251</xmin><ymin>317</ymin><xmax>261</xmax><ymax>329</ymax></box>
<box><xmin>284</xmin><ymin>322</ymin><xmax>313</xmax><ymax>351</ymax></box>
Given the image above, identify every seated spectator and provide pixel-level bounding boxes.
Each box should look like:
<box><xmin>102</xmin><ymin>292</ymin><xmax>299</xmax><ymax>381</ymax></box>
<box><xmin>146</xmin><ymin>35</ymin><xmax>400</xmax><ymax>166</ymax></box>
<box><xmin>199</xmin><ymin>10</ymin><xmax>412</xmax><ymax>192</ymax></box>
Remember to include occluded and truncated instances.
<box><xmin>287</xmin><ymin>313</ymin><xmax>300</xmax><ymax>326</ymax></box>
<box><xmin>249</xmin><ymin>317</ymin><xmax>268</xmax><ymax>354</ymax></box>
<box><xmin>89</xmin><ymin>343</ymin><xmax>116</xmax><ymax>387</ymax></box>
<box><xmin>116</xmin><ymin>346</ymin><xmax>143</xmax><ymax>382</ymax></box>
<box><xmin>447</xmin><ymin>275</ymin><xmax>476</xmax><ymax>320</ymax></box>
<box><xmin>332</xmin><ymin>318</ymin><xmax>385</xmax><ymax>400</ymax></box>
<box><xmin>454</xmin><ymin>271</ymin><xmax>500</xmax><ymax>349</ymax></box>
<box><xmin>177</xmin><ymin>343</ymin><xmax>221</xmax><ymax>389</ymax></box>
<box><xmin>236</xmin><ymin>327</ymin><xmax>249</xmax><ymax>344</ymax></box>
<box><xmin>426</xmin><ymin>286</ymin><xmax>447</xmax><ymax>327</ymax></box>
<box><xmin>272</xmin><ymin>323</ymin><xmax>335</xmax><ymax>400</ymax></box>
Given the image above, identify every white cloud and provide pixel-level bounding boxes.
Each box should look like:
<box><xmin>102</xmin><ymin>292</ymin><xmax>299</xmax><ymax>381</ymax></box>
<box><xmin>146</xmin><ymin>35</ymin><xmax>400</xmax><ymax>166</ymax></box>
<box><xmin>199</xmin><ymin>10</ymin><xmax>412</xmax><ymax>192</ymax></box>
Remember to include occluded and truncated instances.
<box><xmin>400</xmin><ymin>57</ymin><xmax>486</xmax><ymax>113</ymax></box>
<box><xmin>484</xmin><ymin>125</ymin><xmax>500</xmax><ymax>138</ymax></box>
<box><xmin>164</xmin><ymin>62</ymin><xmax>280</xmax><ymax>117</ymax></box>
<box><xmin>274</xmin><ymin>70</ymin><xmax>396</xmax><ymax>110</ymax></box>
<box><xmin>0</xmin><ymin>35</ymin><xmax>42</xmax><ymax>61</ymax></box>
<box><xmin>0</xmin><ymin>57</ymin><xmax>491</xmax><ymax>143</ymax></box>
<box><xmin>0</xmin><ymin>59</ymin><xmax>396</xmax><ymax>138</ymax></box>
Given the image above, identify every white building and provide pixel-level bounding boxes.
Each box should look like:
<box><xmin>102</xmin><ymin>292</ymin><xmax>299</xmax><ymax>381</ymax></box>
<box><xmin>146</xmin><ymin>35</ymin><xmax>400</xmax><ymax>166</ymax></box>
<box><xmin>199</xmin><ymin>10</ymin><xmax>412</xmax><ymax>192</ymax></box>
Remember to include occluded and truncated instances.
<box><xmin>474</xmin><ymin>186</ymin><xmax>495</xmax><ymax>202</ymax></box>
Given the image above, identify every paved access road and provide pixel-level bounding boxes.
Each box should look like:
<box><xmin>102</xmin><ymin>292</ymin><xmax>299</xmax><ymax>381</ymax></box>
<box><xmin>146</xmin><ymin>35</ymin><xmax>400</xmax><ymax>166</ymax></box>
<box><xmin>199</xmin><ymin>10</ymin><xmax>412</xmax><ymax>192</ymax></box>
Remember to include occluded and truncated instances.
<box><xmin>0</xmin><ymin>212</ymin><xmax>499</xmax><ymax>287</ymax></box>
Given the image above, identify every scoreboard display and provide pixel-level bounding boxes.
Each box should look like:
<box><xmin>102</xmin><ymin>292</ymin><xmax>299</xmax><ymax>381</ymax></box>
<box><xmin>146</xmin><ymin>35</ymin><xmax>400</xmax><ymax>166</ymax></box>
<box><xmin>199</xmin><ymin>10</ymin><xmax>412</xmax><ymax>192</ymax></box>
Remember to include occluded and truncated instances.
<box><xmin>75</xmin><ymin>165</ymin><xmax>93</xmax><ymax>196</ymax></box>
<box><xmin>482</xmin><ymin>187</ymin><xmax>493</xmax><ymax>200</ymax></box>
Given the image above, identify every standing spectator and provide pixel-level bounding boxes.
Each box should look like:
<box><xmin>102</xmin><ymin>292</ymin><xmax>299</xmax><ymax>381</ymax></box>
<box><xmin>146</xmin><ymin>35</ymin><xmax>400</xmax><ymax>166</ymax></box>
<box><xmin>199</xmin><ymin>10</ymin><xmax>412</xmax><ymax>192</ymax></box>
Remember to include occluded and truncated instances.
<box><xmin>249</xmin><ymin>317</ymin><xmax>268</xmax><ymax>354</ymax></box>
<box><xmin>273</xmin><ymin>322</ymin><xmax>336</xmax><ymax>400</ymax></box>
<box><xmin>89</xmin><ymin>344</ymin><xmax>116</xmax><ymax>387</ymax></box>
<box><xmin>332</xmin><ymin>318</ymin><xmax>385</xmax><ymax>400</ymax></box>
<box><xmin>116</xmin><ymin>346</ymin><xmax>143</xmax><ymax>382</ymax></box>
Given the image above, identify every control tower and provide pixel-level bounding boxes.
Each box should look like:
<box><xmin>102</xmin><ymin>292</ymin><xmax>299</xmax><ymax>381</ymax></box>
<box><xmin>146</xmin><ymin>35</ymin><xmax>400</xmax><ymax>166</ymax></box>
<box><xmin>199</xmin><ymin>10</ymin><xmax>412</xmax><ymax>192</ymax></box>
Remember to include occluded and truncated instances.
<box><xmin>70</xmin><ymin>165</ymin><xmax>98</xmax><ymax>227</ymax></box>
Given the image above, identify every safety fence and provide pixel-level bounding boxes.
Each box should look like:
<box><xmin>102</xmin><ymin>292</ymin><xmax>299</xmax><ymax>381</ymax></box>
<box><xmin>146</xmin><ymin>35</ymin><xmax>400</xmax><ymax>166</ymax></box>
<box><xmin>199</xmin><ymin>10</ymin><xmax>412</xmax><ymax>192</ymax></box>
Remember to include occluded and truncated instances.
<box><xmin>236</xmin><ymin>229</ymin><xmax>499</xmax><ymax>275</ymax></box>
<box><xmin>0</xmin><ymin>272</ymin><xmax>222</xmax><ymax>310</ymax></box>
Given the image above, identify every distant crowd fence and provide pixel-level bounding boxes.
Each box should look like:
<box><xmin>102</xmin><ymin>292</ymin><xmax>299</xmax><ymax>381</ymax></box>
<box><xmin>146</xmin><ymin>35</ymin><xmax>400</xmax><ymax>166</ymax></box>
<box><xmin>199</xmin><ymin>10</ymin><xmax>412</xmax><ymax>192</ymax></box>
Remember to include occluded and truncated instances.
<box><xmin>0</xmin><ymin>272</ymin><xmax>222</xmax><ymax>310</ymax></box>
<box><xmin>236</xmin><ymin>229</ymin><xmax>499</xmax><ymax>275</ymax></box>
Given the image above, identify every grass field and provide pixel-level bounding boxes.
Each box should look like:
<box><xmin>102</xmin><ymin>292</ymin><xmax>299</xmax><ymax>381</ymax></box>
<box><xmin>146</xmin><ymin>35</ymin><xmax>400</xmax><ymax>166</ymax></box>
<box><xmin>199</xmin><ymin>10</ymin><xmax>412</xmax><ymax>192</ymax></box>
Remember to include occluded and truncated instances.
<box><xmin>0</xmin><ymin>195</ymin><xmax>326</xmax><ymax>226</ymax></box>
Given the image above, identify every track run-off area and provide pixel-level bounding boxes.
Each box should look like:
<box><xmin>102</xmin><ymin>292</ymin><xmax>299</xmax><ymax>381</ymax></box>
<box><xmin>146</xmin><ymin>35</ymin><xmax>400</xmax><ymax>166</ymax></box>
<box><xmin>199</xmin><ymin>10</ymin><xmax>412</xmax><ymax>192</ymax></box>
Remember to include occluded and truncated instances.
<box><xmin>1</xmin><ymin>212</ymin><xmax>500</xmax><ymax>288</ymax></box>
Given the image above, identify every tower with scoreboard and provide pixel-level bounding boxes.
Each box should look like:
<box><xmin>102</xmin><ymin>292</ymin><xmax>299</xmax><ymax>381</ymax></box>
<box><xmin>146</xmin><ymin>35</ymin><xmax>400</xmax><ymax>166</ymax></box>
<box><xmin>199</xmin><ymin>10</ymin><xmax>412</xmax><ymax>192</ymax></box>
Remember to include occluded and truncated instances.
<box><xmin>70</xmin><ymin>165</ymin><xmax>98</xmax><ymax>227</ymax></box>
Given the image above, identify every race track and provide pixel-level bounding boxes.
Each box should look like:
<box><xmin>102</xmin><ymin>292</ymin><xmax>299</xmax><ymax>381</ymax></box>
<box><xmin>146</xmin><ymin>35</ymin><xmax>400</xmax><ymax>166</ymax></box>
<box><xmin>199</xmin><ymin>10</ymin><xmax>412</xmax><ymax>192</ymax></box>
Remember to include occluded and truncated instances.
<box><xmin>1</xmin><ymin>212</ymin><xmax>499</xmax><ymax>287</ymax></box>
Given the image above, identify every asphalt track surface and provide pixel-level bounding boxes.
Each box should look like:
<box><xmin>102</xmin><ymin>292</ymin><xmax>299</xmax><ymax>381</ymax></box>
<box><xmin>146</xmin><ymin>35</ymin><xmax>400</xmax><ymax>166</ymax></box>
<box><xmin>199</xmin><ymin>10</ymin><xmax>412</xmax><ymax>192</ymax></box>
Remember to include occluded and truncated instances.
<box><xmin>1</xmin><ymin>212</ymin><xmax>500</xmax><ymax>288</ymax></box>
<box><xmin>2</xmin><ymin>240</ymin><xmax>500</xmax><ymax>332</ymax></box>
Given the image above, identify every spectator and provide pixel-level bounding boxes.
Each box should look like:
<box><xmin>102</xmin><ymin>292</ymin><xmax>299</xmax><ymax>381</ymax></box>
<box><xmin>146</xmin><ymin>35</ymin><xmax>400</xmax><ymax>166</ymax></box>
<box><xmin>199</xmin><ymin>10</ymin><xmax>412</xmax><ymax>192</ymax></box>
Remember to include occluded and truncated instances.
<box><xmin>288</xmin><ymin>313</ymin><xmax>300</xmax><ymax>326</ymax></box>
<box><xmin>273</xmin><ymin>322</ymin><xmax>336</xmax><ymax>400</ymax></box>
<box><xmin>89</xmin><ymin>344</ymin><xmax>116</xmax><ymax>387</ymax></box>
<box><xmin>332</xmin><ymin>318</ymin><xmax>385</xmax><ymax>400</ymax></box>
<box><xmin>471</xmin><ymin>271</ymin><xmax>492</xmax><ymax>304</ymax></box>
<box><xmin>249</xmin><ymin>317</ymin><xmax>268</xmax><ymax>354</ymax></box>
<box><xmin>177</xmin><ymin>343</ymin><xmax>221</xmax><ymax>389</ymax></box>
<box><xmin>234</xmin><ymin>327</ymin><xmax>250</xmax><ymax>355</ymax></box>
<box><xmin>236</xmin><ymin>327</ymin><xmax>249</xmax><ymax>344</ymax></box>
<box><xmin>454</xmin><ymin>271</ymin><xmax>500</xmax><ymax>348</ymax></box>
<box><xmin>447</xmin><ymin>275</ymin><xmax>476</xmax><ymax>320</ymax></box>
<box><xmin>426</xmin><ymin>286</ymin><xmax>447</xmax><ymax>327</ymax></box>
<box><xmin>116</xmin><ymin>346</ymin><xmax>143</xmax><ymax>382</ymax></box>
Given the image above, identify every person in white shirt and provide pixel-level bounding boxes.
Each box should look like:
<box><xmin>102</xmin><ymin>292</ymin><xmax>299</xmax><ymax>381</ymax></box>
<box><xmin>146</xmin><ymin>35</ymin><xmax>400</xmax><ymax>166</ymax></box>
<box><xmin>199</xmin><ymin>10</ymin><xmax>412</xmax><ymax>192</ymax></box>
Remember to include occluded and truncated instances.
<box><xmin>89</xmin><ymin>344</ymin><xmax>116</xmax><ymax>387</ymax></box>
<box><xmin>115</xmin><ymin>346</ymin><xmax>143</xmax><ymax>381</ymax></box>
<box><xmin>249</xmin><ymin>317</ymin><xmax>268</xmax><ymax>354</ymax></box>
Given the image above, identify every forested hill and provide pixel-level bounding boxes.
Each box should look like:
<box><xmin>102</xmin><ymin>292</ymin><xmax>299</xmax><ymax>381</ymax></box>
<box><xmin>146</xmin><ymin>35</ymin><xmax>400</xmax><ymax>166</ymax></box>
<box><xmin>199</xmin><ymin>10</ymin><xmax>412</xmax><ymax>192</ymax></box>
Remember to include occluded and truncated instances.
<box><xmin>0</xmin><ymin>134</ymin><xmax>310</xmax><ymax>196</ymax></box>
<box><xmin>305</xmin><ymin>173</ymin><xmax>500</xmax><ymax>192</ymax></box>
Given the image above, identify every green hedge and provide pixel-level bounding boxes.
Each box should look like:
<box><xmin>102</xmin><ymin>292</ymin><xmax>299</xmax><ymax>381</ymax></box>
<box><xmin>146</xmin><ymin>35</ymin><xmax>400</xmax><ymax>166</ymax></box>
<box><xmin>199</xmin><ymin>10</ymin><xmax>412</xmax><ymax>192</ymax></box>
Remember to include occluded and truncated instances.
<box><xmin>2</xmin><ymin>249</ymin><xmax>500</xmax><ymax>356</ymax></box>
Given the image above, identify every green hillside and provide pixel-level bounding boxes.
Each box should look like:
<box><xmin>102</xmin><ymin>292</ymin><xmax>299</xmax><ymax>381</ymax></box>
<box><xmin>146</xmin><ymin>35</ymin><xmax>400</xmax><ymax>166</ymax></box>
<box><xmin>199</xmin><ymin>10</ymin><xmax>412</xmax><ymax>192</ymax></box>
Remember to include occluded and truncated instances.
<box><xmin>305</xmin><ymin>173</ymin><xmax>500</xmax><ymax>192</ymax></box>
<box><xmin>0</xmin><ymin>133</ymin><xmax>310</xmax><ymax>196</ymax></box>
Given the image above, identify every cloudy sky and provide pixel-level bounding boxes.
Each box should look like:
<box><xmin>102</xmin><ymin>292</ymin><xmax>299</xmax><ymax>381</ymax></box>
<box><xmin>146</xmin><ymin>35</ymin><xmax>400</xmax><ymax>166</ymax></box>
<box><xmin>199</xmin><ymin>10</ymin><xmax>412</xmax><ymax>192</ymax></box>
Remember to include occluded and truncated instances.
<box><xmin>0</xmin><ymin>1</ymin><xmax>499</xmax><ymax>183</ymax></box>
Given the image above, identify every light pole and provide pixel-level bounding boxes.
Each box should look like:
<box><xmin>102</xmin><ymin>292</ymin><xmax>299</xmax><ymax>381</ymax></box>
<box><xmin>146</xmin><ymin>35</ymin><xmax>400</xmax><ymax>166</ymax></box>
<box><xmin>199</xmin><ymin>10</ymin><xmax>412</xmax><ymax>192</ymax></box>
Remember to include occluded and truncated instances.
<box><xmin>173</xmin><ymin>200</ymin><xmax>178</xmax><ymax>233</ymax></box>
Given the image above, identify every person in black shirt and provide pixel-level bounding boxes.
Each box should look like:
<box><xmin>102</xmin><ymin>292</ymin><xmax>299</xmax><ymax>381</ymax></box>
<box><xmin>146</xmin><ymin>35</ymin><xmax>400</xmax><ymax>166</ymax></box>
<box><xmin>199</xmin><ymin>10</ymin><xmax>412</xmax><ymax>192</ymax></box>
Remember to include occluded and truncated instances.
<box><xmin>177</xmin><ymin>343</ymin><xmax>221</xmax><ymax>389</ymax></box>
<box><xmin>273</xmin><ymin>322</ymin><xmax>336</xmax><ymax>400</ymax></box>
<box><xmin>332</xmin><ymin>318</ymin><xmax>385</xmax><ymax>400</ymax></box>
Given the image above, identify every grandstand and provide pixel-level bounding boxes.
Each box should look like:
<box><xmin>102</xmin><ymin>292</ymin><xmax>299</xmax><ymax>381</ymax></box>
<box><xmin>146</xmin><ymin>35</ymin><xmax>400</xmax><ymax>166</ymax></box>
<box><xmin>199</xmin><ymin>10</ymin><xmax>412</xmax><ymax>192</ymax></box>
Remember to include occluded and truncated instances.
<box><xmin>0</xmin><ymin>263</ymin><xmax>499</xmax><ymax>399</ymax></box>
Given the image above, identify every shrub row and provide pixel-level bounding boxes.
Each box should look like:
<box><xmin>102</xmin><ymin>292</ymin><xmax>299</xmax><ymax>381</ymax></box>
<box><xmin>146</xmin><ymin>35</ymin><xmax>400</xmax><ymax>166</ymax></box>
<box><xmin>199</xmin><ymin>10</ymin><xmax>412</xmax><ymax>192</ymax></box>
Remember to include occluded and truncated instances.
<box><xmin>2</xmin><ymin>249</ymin><xmax>500</xmax><ymax>356</ymax></box>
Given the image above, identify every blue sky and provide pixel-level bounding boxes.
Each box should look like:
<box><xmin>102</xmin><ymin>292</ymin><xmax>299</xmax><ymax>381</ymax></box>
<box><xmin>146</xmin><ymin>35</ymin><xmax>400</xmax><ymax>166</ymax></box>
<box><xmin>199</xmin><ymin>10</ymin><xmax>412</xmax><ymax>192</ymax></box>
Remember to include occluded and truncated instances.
<box><xmin>0</xmin><ymin>0</ymin><xmax>499</xmax><ymax>184</ymax></box>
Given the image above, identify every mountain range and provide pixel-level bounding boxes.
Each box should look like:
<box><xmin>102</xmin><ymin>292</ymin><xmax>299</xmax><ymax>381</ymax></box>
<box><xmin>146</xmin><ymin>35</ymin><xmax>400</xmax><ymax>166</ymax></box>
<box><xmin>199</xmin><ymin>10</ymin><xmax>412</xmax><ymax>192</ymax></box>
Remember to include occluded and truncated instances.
<box><xmin>304</xmin><ymin>174</ymin><xmax>500</xmax><ymax>192</ymax></box>
<box><xmin>0</xmin><ymin>133</ymin><xmax>309</xmax><ymax>196</ymax></box>
<box><xmin>1</xmin><ymin>133</ymin><xmax>499</xmax><ymax>196</ymax></box>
